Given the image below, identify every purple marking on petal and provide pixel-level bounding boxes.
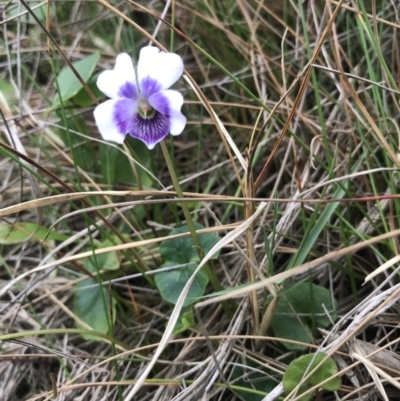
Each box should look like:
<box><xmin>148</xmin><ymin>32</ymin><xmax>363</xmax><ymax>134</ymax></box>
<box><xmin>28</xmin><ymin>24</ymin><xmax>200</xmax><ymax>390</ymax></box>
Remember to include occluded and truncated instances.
<box><xmin>128</xmin><ymin>111</ymin><xmax>170</xmax><ymax>148</ymax></box>
<box><xmin>113</xmin><ymin>98</ymin><xmax>138</xmax><ymax>134</ymax></box>
<box><xmin>118</xmin><ymin>82</ymin><xmax>138</xmax><ymax>99</ymax></box>
<box><xmin>147</xmin><ymin>92</ymin><xmax>170</xmax><ymax>116</ymax></box>
<box><xmin>140</xmin><ymin>77</ymin><xmax>162</xmax><ymax>99</ymax></box>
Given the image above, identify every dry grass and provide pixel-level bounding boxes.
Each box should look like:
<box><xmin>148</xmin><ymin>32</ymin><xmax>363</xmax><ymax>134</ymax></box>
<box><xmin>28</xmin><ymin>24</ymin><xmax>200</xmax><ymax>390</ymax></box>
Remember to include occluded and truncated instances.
<box><xmin>1</xmin><ymin>0</ymin><xmax>400</xmax><ymax>400</ymax></box>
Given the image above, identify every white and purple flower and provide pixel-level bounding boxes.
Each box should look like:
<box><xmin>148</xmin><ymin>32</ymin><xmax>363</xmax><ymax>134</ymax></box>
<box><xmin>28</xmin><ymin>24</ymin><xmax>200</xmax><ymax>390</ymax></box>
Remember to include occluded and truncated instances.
<box><xmin>93</xmin><ymin>46</ymin><xmax>186</xmax><ymax>149</ymax></box>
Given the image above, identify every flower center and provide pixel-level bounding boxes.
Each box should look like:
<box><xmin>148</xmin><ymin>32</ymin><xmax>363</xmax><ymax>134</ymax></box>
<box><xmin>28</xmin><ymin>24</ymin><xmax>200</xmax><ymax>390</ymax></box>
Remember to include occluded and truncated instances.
<box><xmin>138</xmin><ymin>98</ymin><xmax>155</xmax><ymax>118</ymax></box>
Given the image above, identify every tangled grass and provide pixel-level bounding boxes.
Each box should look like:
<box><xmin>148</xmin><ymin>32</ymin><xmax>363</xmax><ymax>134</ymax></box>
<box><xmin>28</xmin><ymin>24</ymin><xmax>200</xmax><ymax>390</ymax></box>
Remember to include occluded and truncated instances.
<box><xmin>1</xmin><ymin>1</ymin><xmax>400</xmax><ymax>400</ymax></box>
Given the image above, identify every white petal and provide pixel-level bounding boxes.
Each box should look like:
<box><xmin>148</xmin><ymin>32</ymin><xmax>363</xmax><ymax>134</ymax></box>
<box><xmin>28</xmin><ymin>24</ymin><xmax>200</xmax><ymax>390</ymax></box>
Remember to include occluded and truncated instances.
<box><xmin>148</xmin><ymin>90</ymin><xmax>186</xmax><ymax>136</ymax></box>
<box><xmin>169</xmin><ymin>111</ymin><xmax>187</xmax><ymax>136</ymax></box>
<box><xmin>137</xmin><ymin>46</ymin><xmax>184</xmax><ymax>95</ymax></box>
<box><xmin>93</xmin><ymin>99</ymin><xmax>128</xmax><ymax>144</ymax></box>
<box><xmin>97</xmin><ymin>53</ymin><xmax>137</xmax><ymax>99</ymax></box>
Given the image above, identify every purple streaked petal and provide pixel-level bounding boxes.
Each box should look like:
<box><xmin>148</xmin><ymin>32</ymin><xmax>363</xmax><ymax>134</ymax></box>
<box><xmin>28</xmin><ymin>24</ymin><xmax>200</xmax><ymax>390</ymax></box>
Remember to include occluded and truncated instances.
<box><xmin>148</xmin><ymin>90</ymin><xmax>186</xmax><ymax>135</ymax></box>
<box><xmin>97</xmin><ymin>53</ymin><xmax>137</xmax><ymax>99</ymax></box>
<box><xmin>137</xmin><ymin>46</ymin><xmax>184</xmax><ymax>94</ymax></box>
<box><xmin>113</xmin><ymin>98</ymin><xmax>138</xmax><ymax>135</ymax></box>
<box><xmin>93</xmin><ymin>99</ymin><xmax>131</xmax><ymax>144</ymax></box>
<box><xmin>128</xmin><ymin>112</ymin><xmax>170</xmax><ymax>149</ymax></box>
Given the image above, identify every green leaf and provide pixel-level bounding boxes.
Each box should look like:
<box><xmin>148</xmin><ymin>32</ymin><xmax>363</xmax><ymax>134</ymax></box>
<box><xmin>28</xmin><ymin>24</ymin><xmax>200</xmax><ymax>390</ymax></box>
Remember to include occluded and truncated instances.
<box><xmin>271</xmin><ymin>306</ymin><xmax>313</xmax><ymax>351</ymax></box>
<box><xmin>56</xmin><ymin>114</ymin><xmax>94</xmax><ymax>171</ymax></box>
<box><xmin>172</xmin><ymin>306</ymin><xmax>195</xmax><ymax>334</ymax></box>
<box><xmin>231</xmin><ymin>359</ymin><xmax>277</xmax><ymax>401</ymax></box>
<box><xmin>97</xmin><ymin>138</ymin><xmax>155</xmax><ymax>221</ymax></box>
<box><xmin>155</xmin><ymin>223</ymin><xmax>220</xmax><ymax>308</ymax></box>
<box><xmin>0</xmin><ymin>79</ymin><xmax>17</xmax><ymax>108</ymax></box>
<box><xmin>74</xmin><ymin>239</ymin><xmax>120</xmax><ymax>340</ymax></box>
<box><xmin>159</xmin><ymin>223</ymin><xmax>220</xmax><ymax>264</ymax></box>
<box><xmin>85</xmin><ymin>252</ymin><xmax>119</xmax><ymax>273</ymax></box>
<box><xmin>72</xmin><ymin>76</ymin><xmax>103</xmax><ymax>107</ymax></box>
<box><xmin>74</xmin><ymin>277</ymin><xmax>116</xmax><ymax>341</ymax></box>
<box><xmin>270</xmin><ymin>283</ymin><xmax>337</xmax><ymax>350</ymax></box>
<box><xmin>155</xmin><ymin>261</ymin><xmax>209</xmax><ymax>306</ymax></box>
<box><xmin>99</xmin><ymin>137</ymin><xmax>155</xmax><ymax>189</ymax></box>
<box><xmin>53</xmin><ymin>53</ymin><xmax>100</xmax><ymax>107</ymax></box>
<box><xmin>100</xmin><ymin>143</ymin><xmax>121</xmax><ymax>186</ymax></box>
<box><xmin>283</xmin><ymin>353</ymin><xmax>341</xmax><ymax>401</ymax></box>
<box><xmin>83</xmin><ymin>239</ymin><xmax>121</xmax><ymax>273</ymax></box>
<box><xmin>0</xmin><ymin>222</ymin><xmax>68</xmax><ymax>244</ymax></box>
<box><xmin>8</xmin><ymin>1</ymin><xmax>50</xmax><ymax>23</ymax></box>
<box><xmin>123</xmin><ymin>137</ymin><xmax>154</xmax><ymax>188</ymax></box>
<box><xmin>155</xmin><ymin>223</ymin><xmax>220</xmax><ymax>315</ymax></box>
<box><xmin>287</xmin><ymin>156</ymin><xmax>363</xmax><ymax>270</ymax></box>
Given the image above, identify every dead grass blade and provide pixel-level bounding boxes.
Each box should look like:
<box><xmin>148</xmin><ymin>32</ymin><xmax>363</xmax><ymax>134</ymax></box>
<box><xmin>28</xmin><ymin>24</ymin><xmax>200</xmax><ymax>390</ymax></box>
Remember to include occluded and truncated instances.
<box><xmin>123</xmin><ymin>202</ymin><xmax>267</xmax><ymax>401</ymax></box>
<box><xmin>196</xmin><ymin>228</ymin><xmax>400</xmax><ymax>306</ymax></box>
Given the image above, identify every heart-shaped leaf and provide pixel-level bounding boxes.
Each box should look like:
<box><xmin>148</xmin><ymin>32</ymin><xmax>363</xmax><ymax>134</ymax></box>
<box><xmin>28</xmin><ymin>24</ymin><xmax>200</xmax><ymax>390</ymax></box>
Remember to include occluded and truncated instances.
<box><xmin>283</xmin><ymin>353</ymin><xmax>341</xmax><ymax>401</ymax></box>
<box><xmin>270</xmin><ymin>282</ymin><xmax>337</xmax><ymax>350</ymax></box>
<box><xmin>73</xmin><ymin>239</ymin><xmax>120</xmax><ymax>340</ymax></box>
<box><xmin>159</xmin><ymin>222</ymin><xmax>220</xmax><ymax>264</ymax></box>
<box><xmin>74</xmin><ymin>278</ymin><xmax>116</xmax><ymax>341</ymax></box>
<box><xmin>155</xmin><ymin>261</ymin><xmax>209</xmax><ymax>306</ymax></box>
<box><xmin>155</xmin><ymin>223</ymin><xmax>220</xmax><ymax>308</ymax></box>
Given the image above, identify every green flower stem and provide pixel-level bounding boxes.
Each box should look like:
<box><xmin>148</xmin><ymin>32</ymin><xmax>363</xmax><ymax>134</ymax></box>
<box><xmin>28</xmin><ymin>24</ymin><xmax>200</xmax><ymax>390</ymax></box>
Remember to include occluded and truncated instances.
<box><xmin>160</xmin><ymin>141</ymin><xmax>224</xmax><ymax>296</ymax></box>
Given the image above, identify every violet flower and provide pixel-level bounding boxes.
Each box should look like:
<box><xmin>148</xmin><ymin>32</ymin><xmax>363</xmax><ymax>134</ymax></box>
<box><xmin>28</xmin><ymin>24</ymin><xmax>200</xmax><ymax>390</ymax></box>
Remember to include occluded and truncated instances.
<box><xmin>93</xmin><ymin>46</ymin><xmax>186</xmax><ymax>149</ymax></box>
